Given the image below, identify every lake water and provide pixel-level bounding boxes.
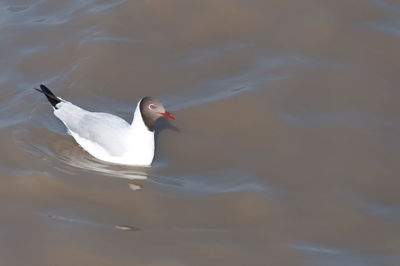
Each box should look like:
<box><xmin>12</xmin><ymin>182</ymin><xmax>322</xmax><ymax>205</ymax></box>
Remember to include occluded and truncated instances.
<box><xmin>1</xmin><ymin>0</ymin><xmax>400</xmax><ymax>265</ymax></box>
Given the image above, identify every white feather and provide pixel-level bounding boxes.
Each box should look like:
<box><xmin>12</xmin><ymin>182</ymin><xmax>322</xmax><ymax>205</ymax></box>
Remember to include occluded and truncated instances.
<box><xmin>53</xmin><ymin>99</ymin><xmax>155</xmax><ymax>166</ymax></box>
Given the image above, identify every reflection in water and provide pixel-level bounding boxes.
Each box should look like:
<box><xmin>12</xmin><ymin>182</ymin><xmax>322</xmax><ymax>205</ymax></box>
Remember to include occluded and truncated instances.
<box><xmin>57</xmin><ymin>148</ymin><xmax>148</xmax><ymax>181</ymax></box>
<box><xmin>52</xmin><ymin>142</ymin><xmax>149</xmax><ymax>193</ymax></box>
<box><xmin>14</xmin><ymin>127</ymin><xmax>147</xmax><ymax>192</ymax></box>
<box><xmin>370</xmin><ymin>20</ymin><xmax>400</xmax><ymax>37</ymax></box>
<box><xmin>42</xmin><ymin>213</ymin><xmax>142</xmax><ymax>232</ymax></box>
<box><xmin>289</xmin><ymin>243</ymin><xmax>344</xmax><ymax>255</ymax></box>
<box><xmin>45</xmin><ymin>214</ymin><xmax>106</xmax><ymax>228</ymax></box>
<box><xmin>355</xmin><ymin>196</ymin><xmax>400</xmax><ymax>221</ymax></box>
<box><xmin>364</xmin><ymin>0</ymin><xmax>400</xmax><ymax>37</ymax></box>
<box><xmin>114</xmin><ymin>225</ymin><xmax>141</xmax><ymax>232</ymax></box>
<box><xmin>368</xmin><ymin>0</ymin><xmax>400</xmax><ymax>13</ymax></box>
<box><xmin>290</xmin><ymin>242</ymin><xmax>400</xmax><ymax>266</ymax></box>
<box><xmin>128</xmin><ymin>183</ymin><xmax>142</xmax><ymax>191</ymax></box>
<box><xmin>16</xmin><ymin>127</ymin><xmax>149</xmax><ymax>180</ymax></box>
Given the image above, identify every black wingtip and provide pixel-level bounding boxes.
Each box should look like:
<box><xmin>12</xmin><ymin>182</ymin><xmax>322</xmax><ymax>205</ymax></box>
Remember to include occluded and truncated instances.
<box><xmin>40</xmin><ymin>84</ymin><xmax>49</xmax><ymax>90</ymax></box>
<box><xmin>35</xmin><ymin>84</ymin><xmax>61</xmax><ymax>109</ymax></box>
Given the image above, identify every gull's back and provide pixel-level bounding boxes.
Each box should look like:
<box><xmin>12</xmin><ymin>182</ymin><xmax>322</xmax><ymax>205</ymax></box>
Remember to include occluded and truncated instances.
<box><xmin>54</xmin><ymin>101</ymin><xmax>131</xmax><ymax>157</ymax></box>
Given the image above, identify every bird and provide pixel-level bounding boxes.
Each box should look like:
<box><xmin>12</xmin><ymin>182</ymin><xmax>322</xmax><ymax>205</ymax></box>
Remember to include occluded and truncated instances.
<box><xmin>35</xmin><ymin>84</ymin><xmax>175</xmax><ymax>166</ymax></box>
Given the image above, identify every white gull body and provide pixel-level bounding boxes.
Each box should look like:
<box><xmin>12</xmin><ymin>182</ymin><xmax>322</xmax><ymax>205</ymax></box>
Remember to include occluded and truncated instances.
<box><xmin>54</xmin><ymin>99</ymin><xmax>155</xmax><ymax>166</ymax></box>
<box><xmin>35</xmin><ymin>84</ymin><xmax>174</xmax><ymax>166</ymax></box>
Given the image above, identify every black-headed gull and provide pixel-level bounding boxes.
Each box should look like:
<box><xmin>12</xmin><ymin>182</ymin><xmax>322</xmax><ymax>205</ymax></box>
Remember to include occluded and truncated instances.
<box><xmin>35</xmin><ymin>84</ymin><xmax>175</xmax><ymax>166</ymax></box>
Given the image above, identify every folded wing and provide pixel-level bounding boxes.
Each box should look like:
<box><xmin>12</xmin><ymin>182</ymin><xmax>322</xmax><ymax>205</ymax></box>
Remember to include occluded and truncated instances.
<box><xmin>54</xmin><ymin>102</ymin><xmax>131</xmax><ymax>156</ymax></box>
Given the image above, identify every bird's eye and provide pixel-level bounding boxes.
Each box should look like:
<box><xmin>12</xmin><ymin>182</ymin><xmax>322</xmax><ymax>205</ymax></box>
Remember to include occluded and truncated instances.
<box><xmin>148</xmin><ymin>104</ymin><xmax>156</xmax><ymax>110</ymax></box>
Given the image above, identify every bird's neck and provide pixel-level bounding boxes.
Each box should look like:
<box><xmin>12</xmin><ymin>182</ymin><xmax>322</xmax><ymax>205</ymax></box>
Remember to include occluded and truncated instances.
<box><xmin>131</xmin><ymin>100</ymin><xmax>155</xmax><ymax>136</ymax></box>
<box><xmin>127</xmin><ymin>101</ymin><xmax>155</xmax><ymax>165</ymax></box>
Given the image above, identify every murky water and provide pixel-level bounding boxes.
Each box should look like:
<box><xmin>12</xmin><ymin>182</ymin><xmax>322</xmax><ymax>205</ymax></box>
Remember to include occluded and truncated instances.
<box><xmin>1</xmin><ymin>0</ymin><xmax>400</xmax><ymax>265</ymax></box>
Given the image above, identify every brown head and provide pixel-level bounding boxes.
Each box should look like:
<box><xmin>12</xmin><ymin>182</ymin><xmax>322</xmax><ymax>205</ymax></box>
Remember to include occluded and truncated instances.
<box><xmin>140</xmin><ymin>97</ymin><xmax>175</xmax><ymax>131</ymax></box>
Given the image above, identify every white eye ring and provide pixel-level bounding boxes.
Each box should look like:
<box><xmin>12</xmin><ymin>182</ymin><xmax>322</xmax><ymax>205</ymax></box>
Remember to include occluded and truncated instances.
<box><xmin>149</xmin><ymin>104</ymin><xmax>156</xmax><ymax>110</ymax></box>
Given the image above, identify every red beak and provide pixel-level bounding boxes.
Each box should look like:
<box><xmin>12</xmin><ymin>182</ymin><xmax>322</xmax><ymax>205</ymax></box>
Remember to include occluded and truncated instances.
<box><xmin>160</xmin><ymin>111</ymin><xmax>175</xmax><ymax>120</ymax></box>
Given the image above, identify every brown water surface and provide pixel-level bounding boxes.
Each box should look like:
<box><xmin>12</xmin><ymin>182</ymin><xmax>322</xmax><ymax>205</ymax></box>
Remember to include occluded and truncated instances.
<box><xmin>1</xmin><ymin>0</ymin><xmax>400</xmax><ymax>265</ymax></box>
